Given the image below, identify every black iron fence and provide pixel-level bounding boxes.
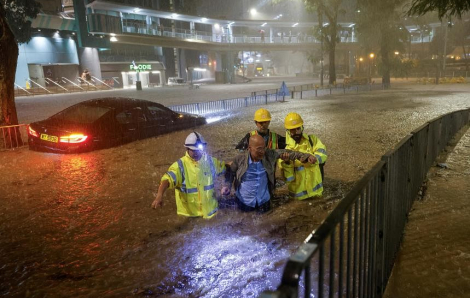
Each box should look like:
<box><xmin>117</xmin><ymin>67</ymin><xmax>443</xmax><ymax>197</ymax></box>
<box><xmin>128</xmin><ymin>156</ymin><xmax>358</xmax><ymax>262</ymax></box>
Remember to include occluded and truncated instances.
<box><xmin>260</xmin><ymin>108</ymin><xmax>470</xmax><ymax>298</ymax></box>
<box><xmin>0</xmin><ymin>124</ymin><xmax>28</xmax><ymax>150</ymax></box>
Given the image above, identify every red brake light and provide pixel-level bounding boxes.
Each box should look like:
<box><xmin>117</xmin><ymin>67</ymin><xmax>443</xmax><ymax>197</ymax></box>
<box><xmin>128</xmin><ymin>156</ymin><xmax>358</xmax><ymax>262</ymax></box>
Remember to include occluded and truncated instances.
<box><xmin>60</xmin><ymin>134</ymin><xmax>88</xmax><ymax>143</ymax></box>
<box><xmin>28</xmin><ymin>125</ymin><xmax>38</xmax><ymax>137</ymax></box>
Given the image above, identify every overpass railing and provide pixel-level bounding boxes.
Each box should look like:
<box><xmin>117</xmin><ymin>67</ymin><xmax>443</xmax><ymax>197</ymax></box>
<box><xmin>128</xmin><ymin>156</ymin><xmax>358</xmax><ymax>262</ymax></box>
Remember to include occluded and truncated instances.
<box><xmin>259</xmin><ymin>108</ymin><xmax>470</xmax><ymax>298</ymax></box>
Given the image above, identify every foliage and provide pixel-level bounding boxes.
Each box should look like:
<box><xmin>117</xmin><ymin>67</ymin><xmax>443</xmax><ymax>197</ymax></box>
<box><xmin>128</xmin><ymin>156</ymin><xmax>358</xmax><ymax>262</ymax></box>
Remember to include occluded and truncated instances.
<box><xmin>388</xmin><ymin>58</ymin><xmax>417</xmax><ymax>78</ymax></box>
<box><xmin>408</xmin><ymin>0</ymin><xmax>470</xmax><ymax>19</ymax></box>
<box><xmin>355</xmin><ymin>0</ymin><xmax>408</xmax><ymax>85</ymax></box>
<box><xmin>1</xmin><ymin>0</ymin><xmax>41</xmax><ymax>44</ymax></box>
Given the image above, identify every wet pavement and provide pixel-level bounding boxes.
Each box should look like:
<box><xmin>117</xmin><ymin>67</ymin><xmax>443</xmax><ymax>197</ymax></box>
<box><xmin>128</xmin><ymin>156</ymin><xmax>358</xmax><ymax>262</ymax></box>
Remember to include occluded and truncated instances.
<box><xmin>383</xmin><ymin>128</ymin><xmax>470</xmax><ymax>298</ymax></box>
<box><xmin>1</xmin><ymin>82</ymin><xmax>470</xmax><ymax>297</ymax></box>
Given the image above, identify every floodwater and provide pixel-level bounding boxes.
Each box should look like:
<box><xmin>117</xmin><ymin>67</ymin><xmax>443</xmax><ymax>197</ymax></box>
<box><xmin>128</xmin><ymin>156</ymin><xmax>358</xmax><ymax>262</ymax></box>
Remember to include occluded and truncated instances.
<box><xmin>1</xmin><ymin>84</ymin><xmax>470</xmax><ymax>297</ymax></box>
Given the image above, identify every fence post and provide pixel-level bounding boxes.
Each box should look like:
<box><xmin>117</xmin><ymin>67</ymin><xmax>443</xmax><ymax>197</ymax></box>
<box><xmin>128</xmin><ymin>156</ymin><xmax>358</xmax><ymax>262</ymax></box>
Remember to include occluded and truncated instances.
<box><xmin>196</xmin><ymin>103</ymin><xmax>200</xmax><ymax>114</ymax></box>
<box><xmin>223</xmin><ymin>100</ymin><xmax>226</xmax><ymax>110</ymax></box>
<box><xmin>329</xmin><ymin>87</ymin><xmax>332</xmax><ymax>95</ymax></box>
<box><xmin>245</xmin><ymin>97</ymin><xmax>248</xmax><ymax>107</ymax></box>
<box><xmin>276</xmin><ymin>89</ymin><xmax>278</xmax><ymax>101</ymax></box>
<box><xmin>375</xmin><ymin>161</ymin><xmax>388</xmax><ymax>297</ymax></box>
<box><xmin>265</xmin><ymin>90</ymin><xmax>268</xmax><ymax>104</ymax></box>
<box><xmin>315</xmin><ymin>89</ymin><xmax>317</xmax><ymax>97</ymax></box>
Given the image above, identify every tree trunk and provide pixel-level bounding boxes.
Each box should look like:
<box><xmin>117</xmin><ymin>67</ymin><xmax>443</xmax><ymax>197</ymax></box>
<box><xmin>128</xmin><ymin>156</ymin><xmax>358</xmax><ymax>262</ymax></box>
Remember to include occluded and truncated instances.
<box><xmin>461</xmin><ymin>44</ymin><xmax>469</xmax><ymax>72</ymax></box>
<box><xmin>0</xmin><ymin>4</ymin><xmax>22</xmax><ymax>148</ymax></box>
<box><xmin>328</xmin><ymin>43</ymin><xmax>336</xmax><ymax>85</ymax></box>
<box><xmin>327</xmin><ymin>19</ymin><xmax>337</xmax><ymax>85</ymax></box>
<box><xmin>380</xmin><ymin>26</ymin><xmax>391</xmax><ymax>88</ymax></box>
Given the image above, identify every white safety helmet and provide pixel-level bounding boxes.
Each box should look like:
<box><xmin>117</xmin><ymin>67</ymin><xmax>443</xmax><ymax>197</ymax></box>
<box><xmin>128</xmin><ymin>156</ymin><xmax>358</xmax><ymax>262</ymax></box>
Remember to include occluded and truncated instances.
<box><xmin>184</xmin><ymin>131</ymin><xmax>207</xmax><ymax>150</ymax></box>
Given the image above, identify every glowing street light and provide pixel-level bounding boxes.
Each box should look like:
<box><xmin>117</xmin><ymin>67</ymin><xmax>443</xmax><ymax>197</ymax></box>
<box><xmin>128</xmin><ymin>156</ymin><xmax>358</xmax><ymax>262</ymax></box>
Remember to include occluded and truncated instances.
<box><xmin>369</xmin><ymin>53</ymin><xmax>375</xmax><ymax>82</ymax></box>
<box><xmin>394</xmin><ymin>51</ymin><xmax>400</xmax><ymax>55</ymax></box>
<box><xmin>250</xmin><ymin>8</ymin><xmax>257</xmax><ymax>16</ymax></box>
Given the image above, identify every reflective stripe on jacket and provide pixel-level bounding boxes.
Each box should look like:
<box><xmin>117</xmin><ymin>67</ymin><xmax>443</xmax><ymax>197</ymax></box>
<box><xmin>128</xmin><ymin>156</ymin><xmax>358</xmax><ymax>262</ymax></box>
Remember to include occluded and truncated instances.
<box><xmin>162</xmin><ymin>152</ymin><xmax>226</xmax><ymax>218</ymax></box>
<box><xmin>280</xmin><ymin>133</ymin><xmax>327</xmax><ymax>200</ymax></box>
<box><xmin>250</xmin><ymin>130</ymin><xmax>278</xmax><ymax>149</ymax></box>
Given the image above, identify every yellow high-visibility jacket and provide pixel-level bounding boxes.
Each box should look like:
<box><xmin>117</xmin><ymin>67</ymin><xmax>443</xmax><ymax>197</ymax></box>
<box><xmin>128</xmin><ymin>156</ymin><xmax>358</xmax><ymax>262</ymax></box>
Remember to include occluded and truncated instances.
<box><xmin>161</xmin><ymin>152</ymin><xmax>226</xmax><ymax>218</ymax></box>
<box><xmin>250</xmin><ymin>130</ymin><xmax>279</xmax><ymax>149</ymax></box>
<box><xmin>279</xmin><ymin>133</ymin><xmax>327</xmax><ymax>200</ymax></box>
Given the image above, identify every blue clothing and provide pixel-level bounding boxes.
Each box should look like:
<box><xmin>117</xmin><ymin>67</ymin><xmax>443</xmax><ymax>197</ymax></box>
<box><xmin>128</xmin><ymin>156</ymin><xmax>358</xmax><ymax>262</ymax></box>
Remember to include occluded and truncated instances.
<box><xmin>236</xmin><ymin>155</ymin><xmax>270</xmax><ymax>208</ymax></box>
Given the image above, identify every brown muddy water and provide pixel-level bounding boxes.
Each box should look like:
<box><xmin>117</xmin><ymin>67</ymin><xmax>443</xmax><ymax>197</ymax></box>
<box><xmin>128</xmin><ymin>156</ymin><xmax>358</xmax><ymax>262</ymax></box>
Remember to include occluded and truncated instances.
<box><xmin>1</xmin><ymin>85</ymin><xmax>470</xmax><ymax>297</ymax></box>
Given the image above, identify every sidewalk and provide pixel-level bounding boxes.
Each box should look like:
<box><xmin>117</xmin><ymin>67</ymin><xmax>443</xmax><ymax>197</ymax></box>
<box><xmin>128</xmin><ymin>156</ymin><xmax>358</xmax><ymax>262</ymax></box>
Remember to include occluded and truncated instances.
<box><xmin>384</xmin><ymin>128</ymin><xmax>470</xmax><ymax>298</ymax></box>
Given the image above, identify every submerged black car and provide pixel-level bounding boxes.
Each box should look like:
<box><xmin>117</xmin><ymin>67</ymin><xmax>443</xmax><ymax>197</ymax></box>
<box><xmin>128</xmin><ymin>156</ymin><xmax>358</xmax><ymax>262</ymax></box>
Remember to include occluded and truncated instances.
<box><xmin>28</xmin><ymin>97</ymin><xmax>206</xmax><ymax>153</ymax></box>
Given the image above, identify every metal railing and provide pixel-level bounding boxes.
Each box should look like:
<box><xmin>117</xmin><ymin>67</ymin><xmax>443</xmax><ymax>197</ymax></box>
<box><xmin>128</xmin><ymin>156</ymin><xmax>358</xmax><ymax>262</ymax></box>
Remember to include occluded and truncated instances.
<box><xmin>168</xmin><ymin>83</ymin><xmax>385</xmax><ymax>116</ymax></box>
<box><xmin>259</xmin><ymin>108</ymin><xmax>470</xmax><ymax>298</ymax></box>
<box><xmin>0</xmin><ymin>124</ymin><xmax>29</xmax><ymax>150</ymax></box>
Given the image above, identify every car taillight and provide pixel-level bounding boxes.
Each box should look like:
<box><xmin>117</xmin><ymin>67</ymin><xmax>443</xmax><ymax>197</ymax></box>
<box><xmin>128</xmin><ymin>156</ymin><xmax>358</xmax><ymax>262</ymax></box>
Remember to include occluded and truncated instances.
<box><xmin>60</xmin><ymin>134</ymin><xmax>88</xmax><ymax>143</ymax></box>
<box><xmin>28</xmin><ymin>125</ymin><xmax>38</xmax><ymax>137</ymax></box>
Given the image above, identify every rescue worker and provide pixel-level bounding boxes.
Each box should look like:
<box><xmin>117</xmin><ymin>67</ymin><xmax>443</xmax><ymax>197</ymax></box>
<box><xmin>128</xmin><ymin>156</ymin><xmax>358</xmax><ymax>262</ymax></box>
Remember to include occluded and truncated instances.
<box><xmin>235</xmin><ymin>108</ymin><xmax>286</xmax><ymax>150</ymax></box>
<box><xmin>151</xmin><ymin>132</ymin><xmax>226</xmax><ymax>218</ymax></box>
<box><xmin>222</xmin><ymin>134</ymin><xmax>316</xmax><ymax>212</ymax></box>
<box><xmin>279</xmin><ymin>113</ymin><xmax>327</xmax><ymax>200</ymax></box>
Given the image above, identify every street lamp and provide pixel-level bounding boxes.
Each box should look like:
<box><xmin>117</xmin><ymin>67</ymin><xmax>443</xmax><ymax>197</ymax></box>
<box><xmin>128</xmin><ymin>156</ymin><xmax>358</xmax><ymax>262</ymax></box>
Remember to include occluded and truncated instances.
<box><xmin>369</xmin><ymin>53</ymin><xmax>375</xmax><ymax>83</ymax></box>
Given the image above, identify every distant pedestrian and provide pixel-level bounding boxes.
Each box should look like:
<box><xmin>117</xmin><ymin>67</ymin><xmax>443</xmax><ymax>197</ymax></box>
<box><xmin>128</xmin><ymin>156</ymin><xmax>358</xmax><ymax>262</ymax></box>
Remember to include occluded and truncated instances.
<box><xmin>81</xmin><ymin>69</ymin><xmax>91</xmax><ymax>82</ymax></box>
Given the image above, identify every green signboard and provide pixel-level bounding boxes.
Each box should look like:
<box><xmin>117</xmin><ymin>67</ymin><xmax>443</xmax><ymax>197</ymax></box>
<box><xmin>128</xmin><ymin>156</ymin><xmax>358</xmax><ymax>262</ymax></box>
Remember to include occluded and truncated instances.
<box><xmin>130</xmin><ymin>64</ymin><xmax>152</xmax><ymax>71</ymax></box>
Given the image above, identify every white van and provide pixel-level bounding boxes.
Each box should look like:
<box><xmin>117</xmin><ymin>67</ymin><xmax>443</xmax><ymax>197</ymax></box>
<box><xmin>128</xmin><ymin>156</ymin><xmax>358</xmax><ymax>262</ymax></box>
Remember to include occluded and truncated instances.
<box><xmin>167</xmin><ymin>77</ymin><xmax>186</xmax><ymax>86</ymax></box>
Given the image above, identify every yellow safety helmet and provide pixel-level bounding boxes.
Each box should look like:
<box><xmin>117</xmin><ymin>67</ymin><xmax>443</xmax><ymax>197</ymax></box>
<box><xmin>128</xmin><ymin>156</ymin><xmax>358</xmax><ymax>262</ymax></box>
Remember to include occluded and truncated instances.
<box><xmin>284</xmin><ymin>112</ymin><xmax>304</xmax><ymax>129</ymax></box>
<box><xmin>254</xmin><ymin>108</ymin><xmax>272</xmax><ymax>122</ymax></box>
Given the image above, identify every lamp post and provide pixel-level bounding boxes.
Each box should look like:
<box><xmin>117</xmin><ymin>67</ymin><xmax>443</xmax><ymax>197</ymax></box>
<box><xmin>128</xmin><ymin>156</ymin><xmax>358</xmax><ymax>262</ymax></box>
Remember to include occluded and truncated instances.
<box><xmin>369</xmin><ymin>53</ymin><xmax>375</xmax><ymax>83</ymax></box>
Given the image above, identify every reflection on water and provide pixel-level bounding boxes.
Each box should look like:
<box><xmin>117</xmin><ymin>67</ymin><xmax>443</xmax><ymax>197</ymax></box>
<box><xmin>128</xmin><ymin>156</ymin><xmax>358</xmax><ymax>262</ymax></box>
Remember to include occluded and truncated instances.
<box><xmin>159</xmin><ymin>227</ymin><xmax>289</xmax><ymax>297</ymax></box>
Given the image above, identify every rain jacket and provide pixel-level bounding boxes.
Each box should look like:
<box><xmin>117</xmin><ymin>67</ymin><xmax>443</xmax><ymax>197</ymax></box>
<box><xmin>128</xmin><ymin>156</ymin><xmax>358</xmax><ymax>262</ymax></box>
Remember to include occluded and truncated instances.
<box><xmin>279</xmin><ymin>133</ymin><xmax>327</xmax><ymax>200</ymax></box>
<box><xmin>161</xmin><ymin>152</ymin><xmax>226</xmax><ymax>219</ymax></box>
<box><xmin>235</xmin><ymin>129</ymin><xmax>286</xmax><ymax>150</ymax></box>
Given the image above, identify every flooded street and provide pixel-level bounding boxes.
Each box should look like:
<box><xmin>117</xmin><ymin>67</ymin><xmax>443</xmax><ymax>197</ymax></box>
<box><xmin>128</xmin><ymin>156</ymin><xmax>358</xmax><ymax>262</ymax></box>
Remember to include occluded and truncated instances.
<box><xmin>1</xmin><ymin>84</ymin><xmax>470</xmax><ymax>297</ymax></box>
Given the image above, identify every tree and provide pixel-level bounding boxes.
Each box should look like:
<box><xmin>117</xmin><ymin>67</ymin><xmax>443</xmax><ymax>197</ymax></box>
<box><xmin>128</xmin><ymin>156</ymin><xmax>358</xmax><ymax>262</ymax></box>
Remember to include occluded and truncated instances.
<box><xmin>0</xmin><ymin>0</ymin><xmax>40</xmax><ymax>147</ymax></box>
<box><xmin>273</xmin><ymin>0</ymin><xmax>344</xmax><ymax>85</ymax></box>
<box><xmin>355</xmin><ymin>0</ymin><xmax>408</xmax><ymax>88</ymax></box>
<box><xmin>408</xmin><ymin>0</ymin><xmax>470</xmax><ymax>19</ymax></box>
<box><xmin>448</xmin><ymin>19</ymin><xmax>470</xmax><ymax>71</ymax></box>
<box><xmin>304</xmin><ymin>0</ymin><xmax>344</xmax><ymax>85</ymax></box>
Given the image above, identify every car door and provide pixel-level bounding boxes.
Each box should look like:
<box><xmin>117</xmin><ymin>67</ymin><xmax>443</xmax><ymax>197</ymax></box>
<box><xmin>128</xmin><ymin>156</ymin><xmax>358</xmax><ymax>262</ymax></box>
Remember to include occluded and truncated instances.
<box><xmin>145</xmin><ymin>103</ymin><xmax>173</xmax><ymax>136</ymax></box>
<box><xmin>115</xmin><ymin>107</ymin><xmax>147</xmax><ymax>142</ymax></box>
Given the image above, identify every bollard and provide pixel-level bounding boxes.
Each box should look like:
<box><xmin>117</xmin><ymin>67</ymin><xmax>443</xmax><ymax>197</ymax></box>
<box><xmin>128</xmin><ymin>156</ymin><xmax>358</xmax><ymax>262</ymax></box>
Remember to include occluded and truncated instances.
<box><xmin>315</xmin><ymin>89</ymin><xmax>318</xmax><ymax>97</ymax></box>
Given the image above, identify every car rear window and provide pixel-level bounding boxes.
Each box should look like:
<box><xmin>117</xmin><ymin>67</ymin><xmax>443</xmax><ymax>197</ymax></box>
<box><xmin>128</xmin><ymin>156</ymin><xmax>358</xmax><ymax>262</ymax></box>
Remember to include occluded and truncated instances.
<box><xmin>51</xmin><ymin>104</ymin><xmax>111</xmax><ymax>124</ymax></box>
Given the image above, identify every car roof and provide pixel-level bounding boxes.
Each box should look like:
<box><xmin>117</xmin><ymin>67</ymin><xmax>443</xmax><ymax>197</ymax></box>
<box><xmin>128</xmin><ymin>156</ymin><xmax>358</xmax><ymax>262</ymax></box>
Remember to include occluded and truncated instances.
<box><xmin>79</xmin><ymin>97</ymin><xmax>165</xmax><ymax>110</ymax></box>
